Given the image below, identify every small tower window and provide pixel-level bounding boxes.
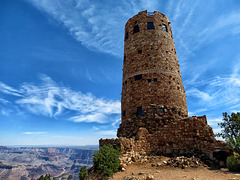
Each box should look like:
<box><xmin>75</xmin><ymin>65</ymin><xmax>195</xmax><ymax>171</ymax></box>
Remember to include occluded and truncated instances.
<box><xmin>160</xmin><ymin>108</ymin><xmax>164</xmax><ymax>112</ymax></box>
<box><xmin>137</xmin><ymin>106</ymin><xmax>143</xmax><ymax>116</ymax></box>
<box><xmin>122</xmin><ymin>110</ymin><xmax>126</xmax><ymax>116</ymax></box>
<box><xmin>135</xmin><ymin>74</ymin><xmax>142</xmax><ymax>81</ymax></box>
<box><xmin>124</xmin><ymin>55</ymin><xmax>126</xmax><ymax>62</ymax></box>
<box><xmin>147</xmin><ymin>79</ymin><xmax>151</xmax><ymax>83</ymax></box>
<box><xmin>147</xmin><ymin>22</ymin><xmax>155</xmax><ymax>29</ymax></box>
<box><xmin>138</xmin><ymin>50</ymin><xmax>142</xmax><ymax>54</ymax></box>
<box><xmin>153</xmin><ymin>108</ymin><xmax>157</xmax><ymax>113</ymax></box>
<box><xmin>125</xmin><ymin>32</ymin><xmax>129</xmax><ymax>40</ymax></box>
<box><xmin>153</xmin><ymin>78</ymin><xmax>157</xmax><ymax>82</ymax></box>
<box><xmin>162</xmin><ymin>24</ymin><xmax>168</xmax><ymax>32</ymax></box>
<box><xmin>133</xmin><ymin>25</ymin><xmax>140</xmax><ymax>34</ymax></box>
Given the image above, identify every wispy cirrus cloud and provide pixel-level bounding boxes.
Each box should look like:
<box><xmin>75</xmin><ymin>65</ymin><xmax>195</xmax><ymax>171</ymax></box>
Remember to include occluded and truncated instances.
<box><xmin>0</xmin><ymin>74</ymin><xmax>121</xmax><ymax>124</ymax></box>
<box><xmin>26</xmin><ymin>0</ymin><xmax>160</xmax><ymax>57</ymax></box>
<box><xmin>23</xmin><ymin>132</ymin><xmax>48</xmax><ymax>135</ymax></box>
<box><xmin>186</xmin><ymin>60</ymin><xmax>240</xmax><ymax>115</ymax></box>
<box><xmin>0</xmin><ymin>82</ymin><xmax>23</xmax><ymax>97</ymax></box>
<box><xmin>98</xmin><ymin>130</ymin><xmax>117</xmax><ymax>136</ymax></box>
<box><xmin>0</xmin><ymin>98</ymin><xmax>10</xmax><ymax>104</ymax></box>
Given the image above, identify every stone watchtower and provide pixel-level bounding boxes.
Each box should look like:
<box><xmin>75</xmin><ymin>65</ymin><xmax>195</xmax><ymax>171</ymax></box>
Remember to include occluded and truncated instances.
<box><xmin>121</xmin><ymin>10</ymin><xmax>187</xmax><ymax>122</ymax></box>
<box><xmin>101</xmin><ymin>10</ymin><xmax>230</xmax><ymax>167</ymax></box>
<box><xmin>118</xmin><ymin>11</ymin><xmax>189</xmax><ymax>137</ymax></box>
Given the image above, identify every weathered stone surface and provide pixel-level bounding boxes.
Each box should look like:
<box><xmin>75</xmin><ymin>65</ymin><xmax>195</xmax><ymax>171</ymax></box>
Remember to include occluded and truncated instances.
<box><xmin>121</xmin><ymin>10</ymin><xmax>188</xmax><ymax>122</ymax></box>
<box><xmin>99</xmin><ymin>10</ymin><xmax>231</xmax><ymax>169</ymax></box>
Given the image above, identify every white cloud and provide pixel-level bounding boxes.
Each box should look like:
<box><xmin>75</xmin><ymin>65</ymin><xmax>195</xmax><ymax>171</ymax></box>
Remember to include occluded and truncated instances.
<box><xmin>98</xmin><ymin>130</ymin><xmax>117</xmax><ymax>136</ymax></box>
<box><xmin>0</xmin><ymin>108</ymin><xmax>11</xmax><ymax>116</ymax></box>
<box><xmin>0</xmin><ymin>98</ymin><xmax>10</xmax><ymax>104</ymax></box>
<box><xmin>0</xmin><ymin>74</ymin><xmax>121</xmax><ymax>124</ymax></box>
<box><xmin>26</xmin><ymin>0</ymin><xmax>160</xmax><ymax>57</ymax></box>
<box><xmin>23</xmin><ymin>132</ymin><xmax>48</xmax><ymax>135</ymax></box>
<box><xmin>212</xmin><ymin>128</ymin><xmax>223</xmax><ymax>135</ymax></box>
<box><xmin>207</xmin><ymin>117</ymin><xmax>222</xmax><ymax>126</ymax></box>
<box><xmin>0</xmin><ymin>82</ymin><xmax>23</xmax><ymax>97</ymax></box>
<box><xmin>186</xmin><ymin>88</ymin><xmax>213</xmax><ymax>101</ymax></box>
<box><xmin>70</xmin><ymin>113</ymin><xmax>107</xmax><ymax>123</ymax></box>
<box><xmin>112</xmin><ymin>118</ymin><xmax>121</xmax><ymax>127</ymax></box>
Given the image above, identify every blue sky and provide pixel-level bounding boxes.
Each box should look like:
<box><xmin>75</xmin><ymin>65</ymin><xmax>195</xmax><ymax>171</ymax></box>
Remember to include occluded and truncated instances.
<box><xmin>1</xmin><ymin>0</ymin><xmax>240</xmax><ymax>146</ymax></box>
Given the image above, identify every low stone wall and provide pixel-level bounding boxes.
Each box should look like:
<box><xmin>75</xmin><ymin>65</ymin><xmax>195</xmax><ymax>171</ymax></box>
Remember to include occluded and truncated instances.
<box><xmin>100</xmin><ymin>116</ymin><xmax>231</xmax><ymax>167</ymax></box>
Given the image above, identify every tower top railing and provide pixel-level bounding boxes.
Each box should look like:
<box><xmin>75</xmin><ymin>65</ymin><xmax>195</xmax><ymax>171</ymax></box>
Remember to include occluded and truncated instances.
<box><xmin>147</xmin><ymin>12</ymin><xmax>155</xmax><ymax>16</ymax></box>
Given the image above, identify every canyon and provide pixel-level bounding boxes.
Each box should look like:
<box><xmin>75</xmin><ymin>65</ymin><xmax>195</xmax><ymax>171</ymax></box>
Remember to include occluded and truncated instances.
<box><xmin>0</xmin><ymin>145</ymin><xmax>97</xmax><ymax>180</ymax></box>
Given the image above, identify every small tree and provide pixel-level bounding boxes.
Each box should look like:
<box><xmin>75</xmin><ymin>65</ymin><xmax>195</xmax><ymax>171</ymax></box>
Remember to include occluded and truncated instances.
<box><xmin>79</xmin><ymin>166</ymin><xmax>88</xmax><ymax>180</ymax></box>
<box><xmin>216</xmin><ymin>112</ymin><xmax>240</xmax><ymax>154</ymax></box>
<box><xmin>37</xmin><ymin>174</ymin><xmax>56</xmax><ymax>180</ymax></box>
<box><xmin>93</xmin><ymin>145</ymin><xmax>121</xmax><ymax>178</ymax></box>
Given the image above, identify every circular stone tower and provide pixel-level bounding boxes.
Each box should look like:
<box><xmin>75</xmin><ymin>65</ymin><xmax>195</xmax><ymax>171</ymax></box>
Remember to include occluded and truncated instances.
<box><xmin>118</xmin><ymin>10</ymin><xmax>188</xmax><ymax>137</ymax></box>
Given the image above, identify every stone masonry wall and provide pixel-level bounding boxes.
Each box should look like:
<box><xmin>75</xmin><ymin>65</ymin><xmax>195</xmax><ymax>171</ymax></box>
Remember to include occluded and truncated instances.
<box><xmin>100</xmin><ymin>116</ymin><xmax>230</xmax><ymax>166</ymax></box>
<box><xmin>118</xmin><ymin>105</ymin><xmax>188</xmax><ymax>138</ymax></box>
<box><xmin>121</xmin><ymin>10</ymin><xmax>188</xmax><ymax>122</ymax></box>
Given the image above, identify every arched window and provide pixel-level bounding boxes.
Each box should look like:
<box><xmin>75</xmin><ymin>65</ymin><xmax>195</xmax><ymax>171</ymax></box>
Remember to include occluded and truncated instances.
<box><xmin>133</xmin><ymin>25</ymin><xmax>140</xmax><ymax>34</ymax></box>
<box><xmin>162</xmin><ymin>24</ymin><xmax>168</xmax><ymax>32</ymax></box>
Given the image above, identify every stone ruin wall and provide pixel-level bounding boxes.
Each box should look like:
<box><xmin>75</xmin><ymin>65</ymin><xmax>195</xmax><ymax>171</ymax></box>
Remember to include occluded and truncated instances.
<box><xmin>121</xmin><ymin>10</ymin><xmax>187</xmax><ymax>122</ymax></box>
<box><xmin>100</xmin><ymin>116</ymin><xmax>230</xmax><ymax>166</ymax></box>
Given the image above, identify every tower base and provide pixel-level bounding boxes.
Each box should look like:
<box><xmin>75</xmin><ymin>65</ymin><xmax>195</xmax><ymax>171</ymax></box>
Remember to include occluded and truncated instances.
<box><xmin>100</xmin><ymin>115</ymin><xmax>231</xmax><ymax>167</ymax></box>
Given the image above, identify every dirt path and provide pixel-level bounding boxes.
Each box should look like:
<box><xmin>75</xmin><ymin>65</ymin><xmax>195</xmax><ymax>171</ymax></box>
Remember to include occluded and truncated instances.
<box><xmin>112</xmin><ymin>162</ymin><xmax>240</xmax><ymax>180</ymax></box>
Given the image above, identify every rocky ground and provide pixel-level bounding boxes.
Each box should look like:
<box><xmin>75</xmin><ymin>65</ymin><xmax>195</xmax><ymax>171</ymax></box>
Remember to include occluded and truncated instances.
<box><xmin>112</xmin><ymin>156</ymin><xmax>240</xmax><ymax>180</ymax></box>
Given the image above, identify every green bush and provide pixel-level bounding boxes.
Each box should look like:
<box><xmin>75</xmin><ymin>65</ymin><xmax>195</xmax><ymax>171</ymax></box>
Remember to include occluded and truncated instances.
<box><xmin>227</xmin><ymin>156</ymin><xmax>240</xmax><ymax>172</ymax></box>
<box><xmin>37</xmin><ymin>174</ymin><xmax>56</xmax><ymax>180</ymax></box>
<box><xmin>79</xmin><ymin>166</ymin><xmax>88</xmax><ymax>180</ymax></box>
<box><xmin>93</xmin><ymin>145</ymin><xmax>121</xmax><ymax>178</ymax></box>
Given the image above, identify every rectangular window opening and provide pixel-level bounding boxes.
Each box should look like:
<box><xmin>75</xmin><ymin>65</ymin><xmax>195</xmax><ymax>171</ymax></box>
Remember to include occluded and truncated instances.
<box><xmin>133</xmin><ymin>25</ymin><xmax>140</xmax><ymax>34</ymax></box>
<box><xmin>160</xmin><ymin>108</ymin><xmax>164</xmax><ymax>112</ymax></box>
<box><xmin>122</xmin><ymin>110</ymin><xmax>126</xmax><ymax>116</ymax></box>
<box><xmin>153</xmin><ymin>78</ymin><xmax>157</xmax><ymax>82</ymax></box>
<box><xmin>162</xmin><ymin>24</ymin><xmax>168</xmax><ymax>32</ymax></box>
<box><xmin>147</xmin><ymin>22</ymin><xmax>155</xmax><ymax>30</ymax></box>
<box><xmin>147</xmin><ymin>79</ymin><xmax>151</xmax><ymax>83</ymax></box>
<box><xmin>137</xmin><ymin>106</ymin><xmax>143</xmax><ymax>116</ymax></box>
<box><xmin>138</xmin><ymin>50</ymin><xmax>142</xmax><ymax>54</ymax></box>
<box><xmin>153</xmin><ymin>108</ymin><xmax>157</xmax><ymax>113</ymax></box>
<box><xmin>125</xmin><ymin>32</ymin><xmax>129</xmax><ymax>40</ymax></box>
<box><xmin>135</xmin><ymin>74</ymin><xmax>142</xmax><ymax>81</ymax></box>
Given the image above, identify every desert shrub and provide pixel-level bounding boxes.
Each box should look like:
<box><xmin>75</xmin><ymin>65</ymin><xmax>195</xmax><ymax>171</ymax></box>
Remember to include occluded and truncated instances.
<box><xmin>227</xmin><ymin>156</ymin><xmax>240</xmax><ymax>172</ymax></box>
<box><xmin>79</xmin><ymin>166</ymin><xmax>88</xmax><ymax>180</ymax></box>
<box><xmin>93</xmin><ymin>145</ymin><xmax>121</xmax><ymax>178</ymax></box>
